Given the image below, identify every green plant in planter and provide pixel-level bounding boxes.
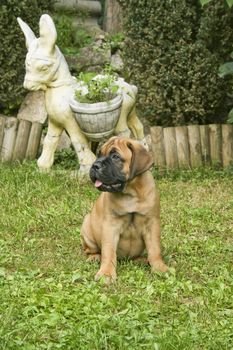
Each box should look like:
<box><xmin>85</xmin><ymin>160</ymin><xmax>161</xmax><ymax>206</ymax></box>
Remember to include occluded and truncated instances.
<box><xmin>75</xmin><ymin>72</ymin><xmax>119</xmax><ymax>104</ymax></box>
<box><xmin>219</xmin><ymin>52</ymin><xmax>233</xmax><ymax>123</ymax></box>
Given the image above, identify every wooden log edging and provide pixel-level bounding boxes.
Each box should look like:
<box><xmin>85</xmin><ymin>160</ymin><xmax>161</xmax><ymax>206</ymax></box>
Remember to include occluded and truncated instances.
<box><xmin>12</xmin><ymin>119</ymin><xmax>31</xmax><ymax>161</ymax></box>
<box><xmin>199</xmin><ymin>125</ymin><xmax>211</xmax><ymax>165</ymax></box>
<box><xmin>209</xmin><ymin>124</ymin><xmax>222</xmax><ymax>165</ymax></box>
<box><xmin>26</xmin><ymin>122</ymin><xmax>43</xmax><ymax>160</ymax></box>
<box><xmin>150</xmin><ymin>126</ymin><xmax>165</xmax><ymax>168</ymax></box>
<box><xmin>175</xmin><ymin>126</ymin><xmax>190</xmax><ymax>169</ymax></box>
<box><xmin>187</xmin><ymin>125</ymin><xmax>202</xmax><ymax>168</ymax></box>
<box><xmin>222</xmin><ymin>124</ymin><xmax>233</xmax><ymax>167</ymax></box>
<box><xmin>0</xmin><ymin>115</ymin><xmax>43</xmax><ymax>163</ymax></box>
<box><xmin>163</xmin><ymin>127</ymin><xmax>178</xmax><ymax>169</ymax></box>
<box><xmin>1</xmin><ymin>117</ymin><xmax>18</xmax><ymax>162</ymax></box>
<box><xmin>0</xmin><ymin>115</ymin><xmax>6</xmax><ymax>151</ymax></box>
<box><xmin>0</xmin><ymin>118</ymin><xmax>232</xmax><ymax>169</ymax></box>
<box><xmin>150</xmin><ymin>124</ymin><xmax>233</xmax><ymax>169</ymax></box>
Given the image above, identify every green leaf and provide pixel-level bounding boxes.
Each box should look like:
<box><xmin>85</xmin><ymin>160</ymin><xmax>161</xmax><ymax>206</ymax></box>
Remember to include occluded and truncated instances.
<box><xmin>44</xmin><ymin>312</ymin><xmax>60</xmax><ymax>327</ymax></box>
<box><xmin>199</xmin><ymin>0</ymin><xmax>212</xmax><ymax>5</ymax></box>
<box><xmin>0</xmin><ymin>267</ymin><xmax>6</xmax><ymax>277</ymax></box>
<box><xmin>227</xmin><ymin>108</ymin><xmax>233</xmax><ymax>124</ymax></box>
<box><xmin>226</xmin><ymin>0</ymin><xmax>233</xmax><ymax>7</ymax></box>
<box><xmin>218</xmin><ymin>62</ymin><xmax>233</xmax><ymax>78</ymax></box>
<box><xmin>72</xmin><ymin>272</ymin><xmax>82</xmax><ymax>283</ymax></box>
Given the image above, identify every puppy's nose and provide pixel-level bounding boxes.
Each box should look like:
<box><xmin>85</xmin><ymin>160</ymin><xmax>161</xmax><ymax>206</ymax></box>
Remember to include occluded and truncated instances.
<box><xmin>92</xmin><ymin>160</ymin><xmax>102</xmax><ymax>171</ymax></box>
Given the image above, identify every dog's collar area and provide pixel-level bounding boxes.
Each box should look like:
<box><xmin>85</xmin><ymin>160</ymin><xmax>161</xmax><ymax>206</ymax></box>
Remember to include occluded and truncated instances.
<box><xmin>128</xmin><ymin>166</ymin><xmax>153</xmax><ymax>182</ymax></box>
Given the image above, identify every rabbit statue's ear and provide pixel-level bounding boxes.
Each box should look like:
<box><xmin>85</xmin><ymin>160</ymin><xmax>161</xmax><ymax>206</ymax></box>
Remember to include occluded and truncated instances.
<box><xmin>17</xmin><ymin>17</ymin><xmax>36</xmax><ymax>49</ymax></box>
<box><xmin>39</xmin><ymin>14</ymin><xmax>57</xmax><ymax>54</ymax></box>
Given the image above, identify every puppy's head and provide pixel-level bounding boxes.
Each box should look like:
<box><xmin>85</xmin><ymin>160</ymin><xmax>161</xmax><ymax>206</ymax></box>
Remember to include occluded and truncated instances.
<box><xmin>89</xmin><ymin>137</ymin><xmax>154</xmax><ymax>192</ymax></box>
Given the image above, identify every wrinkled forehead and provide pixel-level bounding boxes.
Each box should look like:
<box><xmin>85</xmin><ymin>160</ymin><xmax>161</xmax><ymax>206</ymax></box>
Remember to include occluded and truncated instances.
<box><xmin>101</xmin><ymin>138</ymin><xmax>132</xmax><ymax>159</ymax></box>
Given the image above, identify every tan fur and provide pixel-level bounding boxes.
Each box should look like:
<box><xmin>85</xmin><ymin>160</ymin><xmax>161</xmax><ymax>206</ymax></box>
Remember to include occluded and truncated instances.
<box><xmin>81</xmin><ymin>137</ymin><xmax>168</xmax><ymax>282</ymax></box>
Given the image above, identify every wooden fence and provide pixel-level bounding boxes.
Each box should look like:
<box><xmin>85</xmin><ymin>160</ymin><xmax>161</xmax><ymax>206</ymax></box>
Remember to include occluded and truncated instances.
<box><xmin>150</xmin><ymin>124</ymin><xmax>233</xmax><ymax>169</ymax></box>
<box><xmin>0</xmin><ymin>116</ymin><xmax>233</xmax><ymax>170</ymax></box>
<box><xmin>0</xmin><ymin>115</ymin><xmax>43</xmax><ymax>163</ymax></box>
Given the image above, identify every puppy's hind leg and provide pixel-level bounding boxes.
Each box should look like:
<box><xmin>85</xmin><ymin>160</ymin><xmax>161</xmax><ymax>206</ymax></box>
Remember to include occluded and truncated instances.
<box><xmin>81</xmin><ymin>238</ymin><xmax>101</xmax><ymax>263</ymax></box>
<box><xmin>81</xmin><ymin>215</ymin><xmax>100</xmax><ymax>262</ymax></box>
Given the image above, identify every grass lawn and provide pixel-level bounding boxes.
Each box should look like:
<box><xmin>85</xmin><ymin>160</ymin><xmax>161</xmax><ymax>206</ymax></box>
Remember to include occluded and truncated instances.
<box><xmin>0</xmin><ymin>161</ymin><xmax>232</xmax><ymax>350</ymax></box>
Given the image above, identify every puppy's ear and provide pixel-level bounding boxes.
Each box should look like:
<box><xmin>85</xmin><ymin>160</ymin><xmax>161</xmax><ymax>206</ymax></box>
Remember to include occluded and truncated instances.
<box><xmin>127</xmin><ymin>141</ymin><xmax>154</xmax><ymax>179</ymax></box>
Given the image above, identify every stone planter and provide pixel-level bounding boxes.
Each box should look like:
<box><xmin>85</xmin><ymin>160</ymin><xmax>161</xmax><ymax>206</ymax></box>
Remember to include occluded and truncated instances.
<box><xmin>70</xmin><ymin>94</ymin><xmax>123</xmax><ymax>141</ymax></box>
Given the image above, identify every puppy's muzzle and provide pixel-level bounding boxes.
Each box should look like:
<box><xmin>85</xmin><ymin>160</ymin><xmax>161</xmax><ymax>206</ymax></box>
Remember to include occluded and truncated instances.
<box><xmin>89</xmin><ymin>156</ymin><xmax>126</xmax><ymax>193</ymax></box>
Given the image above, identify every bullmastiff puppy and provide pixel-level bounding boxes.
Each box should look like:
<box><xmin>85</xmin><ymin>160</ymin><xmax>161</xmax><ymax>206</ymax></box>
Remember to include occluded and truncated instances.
<box><xmin>81</xmin><ymin>136</ymin><xmax>168</xmax><ymax>282</ymax></box>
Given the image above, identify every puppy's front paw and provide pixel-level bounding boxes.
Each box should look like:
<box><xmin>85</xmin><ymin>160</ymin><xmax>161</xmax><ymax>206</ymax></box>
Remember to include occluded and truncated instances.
<box><xmin>94</xmin><ymin>269</ymin><xmax>117</xmax><ymax>284</ymax></box>
<box><xmin>151</xmin><ymin>260</ymin><xmax>169</xmax><ymax>273</ymax></box>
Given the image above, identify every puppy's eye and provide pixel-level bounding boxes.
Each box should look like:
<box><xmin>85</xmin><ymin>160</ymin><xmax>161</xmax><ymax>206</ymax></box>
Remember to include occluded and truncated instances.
<box><xmin>111</xmin><ymin>152</ymin><xmax>121</xmax><ymax>160</ymax></box>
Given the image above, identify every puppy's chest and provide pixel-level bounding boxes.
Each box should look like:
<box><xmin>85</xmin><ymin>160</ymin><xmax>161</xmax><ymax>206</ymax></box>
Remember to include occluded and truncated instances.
<box><xmin>119</xmin><ymin>212</ymin><xmax>150</xmax><ymax>238</ymax></box>
<box><xmin>113</xmin><ymin>195</ymin><xmax>150</xmax><ymax>217</ymax></box>
<box><xmin>116</xmin><ymin>213</ymin><xmax>149</xmax><ymax>258</ymax></box>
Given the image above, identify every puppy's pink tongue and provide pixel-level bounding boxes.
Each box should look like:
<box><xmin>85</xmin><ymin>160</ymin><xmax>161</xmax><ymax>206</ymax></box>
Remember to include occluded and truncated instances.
<box><xmin>95</xmin><ymin>179</ymin><xmax>103</xmax><ymax>188</ymax></box>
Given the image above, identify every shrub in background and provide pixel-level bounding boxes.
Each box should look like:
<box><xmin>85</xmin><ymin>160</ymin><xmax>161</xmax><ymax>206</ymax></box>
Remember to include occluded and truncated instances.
<box><xmin>0</xmin><ymin>0</ymin><xmax>54</xmax><ymax>116</ymax></box>
<box><xmin>117</xmin><ymin>0</ymin><xmax>233</xmax><ymax>126</ymax></box>
<box><xmin>53</xmin><ymin>13</ymin><xmax>92</xmax><ymax>56</ymax></box>
<box><xmin>219</xmin><ymin>52</ymin><xmax>233</xmax><ymax>123</ymax></box>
